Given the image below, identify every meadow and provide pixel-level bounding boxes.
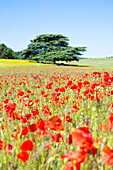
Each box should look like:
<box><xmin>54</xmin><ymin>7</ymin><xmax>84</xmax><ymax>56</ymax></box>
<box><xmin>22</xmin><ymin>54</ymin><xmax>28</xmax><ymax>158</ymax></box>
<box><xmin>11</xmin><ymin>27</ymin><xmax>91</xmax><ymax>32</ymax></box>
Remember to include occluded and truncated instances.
<box><xmin>0</xmin><ymin>58</ymin><xmax>113</xmax><ymax>170</ymax></box>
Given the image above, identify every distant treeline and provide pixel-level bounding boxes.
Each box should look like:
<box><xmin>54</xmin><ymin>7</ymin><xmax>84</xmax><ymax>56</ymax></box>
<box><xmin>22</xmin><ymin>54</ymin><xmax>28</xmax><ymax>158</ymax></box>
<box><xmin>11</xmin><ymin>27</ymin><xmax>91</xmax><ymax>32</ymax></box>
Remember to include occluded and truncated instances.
<box><xmin>106</xmin><ymin>56</ymin><xmax>113</xmax><ymax>58</ymax></box>
<box><xmin>0</xmin><ymin>34</ymin><xmax>88</xmax><ymax>64</ymax></box>
<box><xmin>0</xmin><ymin>43</ymin><xmax>17</xmax><ymax>59</ymax></box>
<box><xmin>14</xmin><ymin>51</ymin><xmax>23</xmax><ymax>59</ymax></box>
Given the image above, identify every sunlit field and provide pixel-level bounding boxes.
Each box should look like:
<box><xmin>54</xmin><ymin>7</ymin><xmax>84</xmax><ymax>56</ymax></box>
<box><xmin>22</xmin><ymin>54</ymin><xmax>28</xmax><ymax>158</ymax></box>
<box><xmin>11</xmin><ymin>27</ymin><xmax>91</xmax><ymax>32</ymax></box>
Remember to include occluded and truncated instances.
<box><xmin>1</xmin><ymin>58</ymin><xmax>113</xmax><ymax>69</ymax></box>
<box><xmin>0</xmin><ymin>59</ymin><xmax>45</xmax><ymax>68</ymax></box>
<box><xmin>0</xmin><ymin>59</ymin><xmax>113</xmax><ymax>169</ymax></box>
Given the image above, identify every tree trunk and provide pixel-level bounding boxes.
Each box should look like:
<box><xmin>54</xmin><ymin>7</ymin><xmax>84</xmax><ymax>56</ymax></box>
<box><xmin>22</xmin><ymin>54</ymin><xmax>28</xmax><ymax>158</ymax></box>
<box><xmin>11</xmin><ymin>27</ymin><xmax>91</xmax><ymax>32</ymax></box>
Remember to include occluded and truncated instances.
<box><xmin>53</xmin><ymin>59</ymin><xmax>56</xmax><ymax>64</ymax></box>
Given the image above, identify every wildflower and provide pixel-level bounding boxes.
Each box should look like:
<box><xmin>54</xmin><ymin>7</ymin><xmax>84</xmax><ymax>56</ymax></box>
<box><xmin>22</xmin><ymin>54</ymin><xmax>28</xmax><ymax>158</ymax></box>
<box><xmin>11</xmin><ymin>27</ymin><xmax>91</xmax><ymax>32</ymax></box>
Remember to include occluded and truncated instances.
<box><xmin>0</xmin><ymin>140</ymin><xmax>5</xmax><ymax>150</ymax></box>
<box><xmin>71</xmin><ymin>127</ymin><xmax>97</xmax><ymax>156</ymax></box>
<box><xmin>67</xmin><ymin>80</ymin><xmax>73</xmax><ymax>86</ymax></box>
<box><xmin>17</xmin><ymin>151</ymin><xmax>29</xmax><ymax>163</ymax></box>
<box><xmin>4</xmin><ymin>144</ymin><xmax>13</xmax><ymax>154</ymax></box>
<box><xmin>4</xmin><ymin>102</ymin><xmax>16</xmax><ymax>114</ymax></box>
<box><xmin>60</xmin><ymin>87</ymin><xmax>65</xmax><ymax>92</ymax></box>
<box><xmin>101</xmin><ymin>146</ymin><xmax>113</xmax><ymax>166</ymax></box>
<box><xmin>41</xmin><ymin>106</ymin><xmax>51</xmax><ymax>116</ymax></box>
<box><xmin>49</xmin><ymin>115</ymin><xmax>64</xmax><ymax>131</ymax></box>
<box><xmin>18</xmin><ymin>91</ymin><xmax>25</xmax><ymax>96</ymax></box>
<box><xmin>31</xmin><ymin>107</ymin><xmax>39</xmax><ymax>116</ymax></box>
<box><xmin>51</xmin><ymin>133</ymin><xmax>64</xmax><ymax>142</ymax></box>
<box><xmin>61</xmin><ymin>151</ymin><xmax>88</xmax><ymax>170</ymax></box>
<box><xmin>36</xmin><ymin>119</ymin><xmax>51</xmax><ymax>136</ymax></box>
<box><xmin>64</xmin><ymin>113</ymin><xmax>73</xmax><ymax>123</ymax></box>
<box><xmin>20</xmin><ymin>140</ymin><xmax>34</xmax><ymax>151</ymax></box>
<box><xmin>28</xmin><ymin>100</ymin><xmax>34</xmax><ymax>107</ymax></box>
<box><xmin>108</xmin><ymin>113</ymin><xmax>113</xmax><ymax>123</ymax></box>
<box><xmin>15</xmin><ymin>126</ymin><xmax>29</xmax><ymax>139</ymax></box>
<box><xmin>29</xmin><ymin>123</ymin><xmax>37</xmax><ymax>132</ymax></box>
<box><xmin>71</xmin><ymin>104</ymin><xmax>78</xmax><ymax>113</ymax></box>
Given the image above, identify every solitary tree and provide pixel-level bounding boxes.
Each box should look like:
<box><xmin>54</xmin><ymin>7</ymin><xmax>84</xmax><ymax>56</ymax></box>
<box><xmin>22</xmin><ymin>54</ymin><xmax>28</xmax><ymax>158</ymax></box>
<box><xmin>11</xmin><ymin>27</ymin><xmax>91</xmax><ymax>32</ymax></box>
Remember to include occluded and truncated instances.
<box><xmin>0</xmin><ymin>43</ymin><xmax>17</xmax><ymax>59</ymax></box>
<box><xmin>22</xmin><ymin>34</ymin><xmax>86</xmax><ymax>64</ymax></box>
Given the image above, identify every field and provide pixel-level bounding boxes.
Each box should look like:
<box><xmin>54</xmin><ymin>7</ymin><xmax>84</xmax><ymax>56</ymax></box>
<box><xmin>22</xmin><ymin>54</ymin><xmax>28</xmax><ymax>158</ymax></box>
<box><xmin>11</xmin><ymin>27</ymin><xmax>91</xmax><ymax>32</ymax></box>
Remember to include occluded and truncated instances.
<box><xmin>0</xmin><ymin>58</ymin><xmax>113</xmax><ymax>170</ymax></box>
<box><xmin>0</xmin><ymin>58</ymin><xmax>113</xmax><ymax>69</ymax></box>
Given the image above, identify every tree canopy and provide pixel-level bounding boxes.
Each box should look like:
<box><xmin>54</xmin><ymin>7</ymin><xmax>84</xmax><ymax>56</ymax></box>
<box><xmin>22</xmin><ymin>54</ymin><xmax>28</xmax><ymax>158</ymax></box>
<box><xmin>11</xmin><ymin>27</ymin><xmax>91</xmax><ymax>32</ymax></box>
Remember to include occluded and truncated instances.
<box><xmin>14</xmin><ymin>51</ymin><xmax>23</xmax><ymax>59</ymax></box>
<box><xmin>0</xmin><ymin>43</ymin><xmax>17</xmax><ymax>59</ymax></box>
<box><xmin>22</xmin><ymin>34</ymin><xmax>86</xmax><ymax>63</ymax></box>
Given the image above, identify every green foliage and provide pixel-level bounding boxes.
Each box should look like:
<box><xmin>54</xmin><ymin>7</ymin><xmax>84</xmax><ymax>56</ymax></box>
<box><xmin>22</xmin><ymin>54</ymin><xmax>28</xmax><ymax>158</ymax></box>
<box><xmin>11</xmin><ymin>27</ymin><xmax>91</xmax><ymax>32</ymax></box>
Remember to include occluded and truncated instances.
<box><xmin>22</xmin><ymin>34</ymin><xmax>86</xmax><ymax>63</ymax></box>
<box><xmin>0</xmin><ymin>43</ymin><xmax>17</xmax><ymax>59</ymax></box>
<box><xmin>14</xmin><ymin>51</ymin><xmax>23</xmax><ymax>59</ymax></box>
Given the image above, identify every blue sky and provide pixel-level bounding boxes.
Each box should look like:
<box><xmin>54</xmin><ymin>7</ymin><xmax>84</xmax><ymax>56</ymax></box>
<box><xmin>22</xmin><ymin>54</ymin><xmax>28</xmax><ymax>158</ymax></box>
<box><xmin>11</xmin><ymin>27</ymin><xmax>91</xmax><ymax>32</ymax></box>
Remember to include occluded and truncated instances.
<box><xmin>0</xmin><ymin>0</ymin><xmax>113</xmax><ymax>58</ymax></box>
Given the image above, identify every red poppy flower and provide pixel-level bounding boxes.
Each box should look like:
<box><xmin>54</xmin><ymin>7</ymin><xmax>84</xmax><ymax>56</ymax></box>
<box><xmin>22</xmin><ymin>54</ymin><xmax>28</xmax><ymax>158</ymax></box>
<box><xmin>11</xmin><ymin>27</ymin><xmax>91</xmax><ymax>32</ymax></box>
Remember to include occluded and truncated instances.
<box><xmin>101</xmin><ymin>121</ymin><xmax>112</xmax><ymax>132</ymax></box>
<box><xmin>67</xmin><ymin>151</ymin><xmax>87</xmax><ymax>163</ymax></box>
<box><xmin>8</xmin><ymin>91</ymin><xmax>12</xmax><ymax>95</ymax></box>
<box><xmin>71</xmin><ymin>127</ymin><xmax>97</xmax><ymax>155</ymax></box>
<box><xmin>109</xmin><ymin>90</ymin><xmax>113</xmax><ymax>95</ymax></box>
<box><xmin>51</xmin><ymin>133</ymin><xmax>64</xmax><ymax>142</ymax></box>
<box><xmin>108</xmin><ymin>113</ymin><xmax>113</xmax><ymax>123</ymax></box>
<box><xmin>36</xmin><ymin>119</ymin><xmax>51</xmax><ymax>136</ymax></box>
<box><xmin>37</xmin><ymin>118</ymin><xmax>45</xmax><ymax>130</ymax></box>
<box><xmin>55</xmin><ymin>87</ymin><xmax>60</xmax><ymax>92</ymax></box>
<box><xmin>25</xmin><ymin>113</ymin><xmax>32</xmax><ymax>120</ymax></box>
<box><xmin>35</xmin><ymin>99</ymin><xmax>40</xmax><ymax>103</ymax></box>
<box><xmin>15</xmin><ymin>126</ymin><xmax>29</xmax><ymax>139</ymax></box>
<box><xmin>28</xmin><ymin>100</ymin><xmax>34</xmax><ymax>107</ymax></box>
<box><xmin>27</xmin><ymin>89</ymin><xmax>31</xmax><ymax>93</ymax></box>
<box><xmin>66</xmin><ymin>134</ymin><xmax>73</xmax><ymax>145</ymax></box>
<box><xmin>98</xmin><ymin>91</ymin><xmax>106</xmax><ymax>99</ymax></box>
<box><xmin>60</xmin><ymin>100</ymin><xmax>65</xmax><ymax>105</ymax></box>
<box><xmin>101</xmin><ymin>146</ymin><xmax>113</xmax><ymax>166</ymax></box>
<box><xmin>71</xmin><ymin>104</ymin><xmax>78</xmax><ymax>113</ymax></box>
<box><xmin>4</xmin><ymin>144</ymin><xmax>13</xmax><ymax>154</ymax></box>
<box><xmin>46</xmin><ymin>82</ymin><xmax>53</xmax><ymax>89</ymax></box>
<box><xmin>67</xmin><ymin>80</ymin><xmax>73</xmax><ymax>86</ymax></box>
<box><xmin>4</xmin><ymin>102</ymin><xmax>16</xmax><ymax>114</ymax></box>
<box><xmin>78</xmin><ymin>82</ymin><xmax>82</xmax><ymax>88</ymax></box>
<box><xmin>64</xmin><ymin>113</ymin><xmax>73</xmax><ymax>123</ymax></box>
<box><xmin>43</xmin><ymin>93</ymin><xmax>49</xmax><ymax>97</ymax></box>
<box><xmin>61</xmin><ymin>151</ymin><xmax>88</xmax><ymax>170</ymax></box>
<box><xmin>60</xmin><ymin>87</ymin><xmax>65</xmax><ymax>92</ymax></box>
<box><xmin>108</xmin><ymin>103</ymin><xmax>113</xmax><ymax>110</ymax></box>
<box><xmin>70</xmin><ymin>84</ymin><xmax>78</xmax><ymax>90</ymax></box>
<box><xmin>72</xmin><ymin>128</ymin><xmax>90</xmax><ymax>147</ymax></box>
<box><xmin>83</xmin><ymin>81</ymin><xmax>90</xmax><ymax>87</ymax></box>
<box><xmin>2</xmin><ymin>98</ymin><xmax>9</xmax><ymax>104</ymax></box>
<box><xmin>20</xmin><ymin>126</ymin><xmax>29</xmax><ymax>138</ymax></box>
<box><xmin>20</xmin><ymin>140</ymin><xmax>34</xmax><ymax>151</ymax></box>
<box><xmin>41</xmin><ymin>106</ymin><xmax>51</xmax><ymax>116</ymax></box>
<box><xmin>49</xmin><ymin>115</ymin><xmax>64</xmax><ymax>131</ymax></box>
<box><xmin>11</xmin><ymin>111</ymin><xmax>20</xmax><ymax>120</ymax></box>
<box><xmin>18</xmin><ymin>91</ymin><xmax>25</xmax><ymax>96</ymax></box>
<box><xmin>53</xmin><ymin>96</ymin><xmax>59</xmax><ymax>103</ymax></box>
<box><xmin>17</xmin><ymin>151</ymin><xmax>29</xmax><ymax>163</ymax></box>
<box><xmin>29</xmin><ymin>123</ymin><xmax>37</xmax><ymax>132</ymax></box>
<box><xmin>36</xmin><ymin>129</ymin><xmax>51</xmax><ymax>136</ymax></box>
<box><xmin>40</xmin><ymin>90</ymin><xmax>45</xmax><ymax>95</ymax></box>
<box><xmin>62</xmin><ymin>161</ymin><xmax>75</xmax><ymax>170</ymax></box>
<box><xmin>0</xmin><ymin>140</ymin><xmax>5</xmax><ymax>150</ymax></box>
<box><xmin>83</xmin><ymin>89</ymin><xmax>90</xmax><ymax>96</ymax></box>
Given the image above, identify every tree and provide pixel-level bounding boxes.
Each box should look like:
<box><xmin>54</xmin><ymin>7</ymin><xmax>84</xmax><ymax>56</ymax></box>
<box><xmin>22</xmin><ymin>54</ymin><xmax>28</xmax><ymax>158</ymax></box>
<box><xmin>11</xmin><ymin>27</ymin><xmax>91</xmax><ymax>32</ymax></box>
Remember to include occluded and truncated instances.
<box><xmin>14</xmin><ymin>51</ymin><xmax>23</xmax><ymax>59</ymax></box>
<box><xmin>0</xmin><ymin>43</ymin><xmax>17</xmax><ymax>59</ymax></box>
<box><xmin>22</xmin><ymin>34</ymin><xmax>86</xmax><ymax>64</ymax></box>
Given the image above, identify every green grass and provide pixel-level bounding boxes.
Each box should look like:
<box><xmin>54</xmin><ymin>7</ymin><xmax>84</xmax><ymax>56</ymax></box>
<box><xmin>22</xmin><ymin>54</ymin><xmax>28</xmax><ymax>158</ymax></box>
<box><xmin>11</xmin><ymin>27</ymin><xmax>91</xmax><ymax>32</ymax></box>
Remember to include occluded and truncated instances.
<box><xmin>70</xmin><ymin>58</ymin><xmax>113</xmax><ymax>69</ymax></box>
<box><xmin>0</xmin><ymin>58</ymin><xmax>113</xmax><ymax>70</ymax></box>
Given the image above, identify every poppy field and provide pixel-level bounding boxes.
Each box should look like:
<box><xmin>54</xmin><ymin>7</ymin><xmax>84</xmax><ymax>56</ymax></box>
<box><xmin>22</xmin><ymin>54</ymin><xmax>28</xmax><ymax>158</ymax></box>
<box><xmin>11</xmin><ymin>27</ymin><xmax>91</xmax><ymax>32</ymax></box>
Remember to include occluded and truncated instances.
<box><xmin>0</xmin><ymin>65</ymin><xmax>113</xmax><ymax>170</ymax></box>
